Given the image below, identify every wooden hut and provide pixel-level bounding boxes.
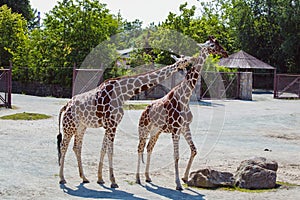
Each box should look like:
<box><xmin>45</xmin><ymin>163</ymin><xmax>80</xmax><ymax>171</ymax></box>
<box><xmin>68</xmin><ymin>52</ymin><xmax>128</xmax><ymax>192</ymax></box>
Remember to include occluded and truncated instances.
<box><xmin>219</xmin><ymin>50</ymin><xmax>276</xmax><ymax>90</ymax></box>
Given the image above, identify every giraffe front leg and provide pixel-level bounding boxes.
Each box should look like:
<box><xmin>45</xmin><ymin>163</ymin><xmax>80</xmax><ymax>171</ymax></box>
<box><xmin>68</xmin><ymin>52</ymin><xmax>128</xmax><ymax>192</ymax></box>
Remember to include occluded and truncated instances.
<box><xmin>108</xmin><ymin>151</ymin><xmax>118</xmax><ymax>188</ymax></box>
<box><xmin>106</xmin><ymin>132</ymin><xmax>118</xmax><ymax>188</ymax></box>
<box><xmin>144</xmin><ymin>153</ymin><xmax>152</xmax><ymax>183</ymax></box>
<box><xmin>73</xmin><ymin>130</ymin><xmax>89</xmax><ymax>183</ymax></box>
<box><xmin>101</xmin><ymin>127</ymin><xmax>118</xmax><ymax>188</ymax></box>
<box><xmin>172</xmin><ymin>133</ymin><xmax>183</xmax><ymax>191</ymax></box>
<box><xmin>182</xmin><ymin>127</ymin><xmax>197</xmax><ymax>183</ymax></box>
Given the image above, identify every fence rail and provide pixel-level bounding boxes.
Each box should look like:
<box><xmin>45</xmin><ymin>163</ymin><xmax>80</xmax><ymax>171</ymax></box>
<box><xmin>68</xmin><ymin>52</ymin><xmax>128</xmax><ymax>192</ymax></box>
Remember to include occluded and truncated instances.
<box><xmin>72</xmin><ymin>68</ymin><xmax>253</xmax><ymax>100</ymax></box>
<box><xmin>274</xmin><ymin>74</ymin><xmax>300</xmax><ymax>98</ymax></box>
<box><xmin>72</xmin><ymin>64</ymin><xmax>104</xmax><ymax>96</ymax></box>
<box><xmin>200</xmin><ymin>71</ymin><xmax>241</xmax><ymax>100</ymax></box>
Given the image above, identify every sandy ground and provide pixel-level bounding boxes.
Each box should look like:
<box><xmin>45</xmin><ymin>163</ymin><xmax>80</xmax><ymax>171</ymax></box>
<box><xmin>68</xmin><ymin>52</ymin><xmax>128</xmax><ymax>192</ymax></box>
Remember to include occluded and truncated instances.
<box><xmin>0</xmin><ymin>92</ymin><xmax>299</xmax><ymax>200</ymax></box>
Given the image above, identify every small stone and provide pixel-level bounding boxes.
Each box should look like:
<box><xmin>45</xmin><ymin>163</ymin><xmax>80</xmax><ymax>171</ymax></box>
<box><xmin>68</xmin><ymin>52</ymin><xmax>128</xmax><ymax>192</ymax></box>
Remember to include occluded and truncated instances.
<box><xmin>264</xmin><ymin>148</ymin><xmax>272</xmax><ymax>152</ymax></box>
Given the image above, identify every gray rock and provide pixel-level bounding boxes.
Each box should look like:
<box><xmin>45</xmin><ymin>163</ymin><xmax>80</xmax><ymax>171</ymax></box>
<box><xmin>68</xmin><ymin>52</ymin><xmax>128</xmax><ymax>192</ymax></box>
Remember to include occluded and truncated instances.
<box><xmin>187</xmin><ymin>168</ymin><xmax>234</xmax><ymax>188</ymax></box>
<box><xmin>234</xmin><ymin>157</ymin><xmax>278</xmax><ymax>189</ymax></box>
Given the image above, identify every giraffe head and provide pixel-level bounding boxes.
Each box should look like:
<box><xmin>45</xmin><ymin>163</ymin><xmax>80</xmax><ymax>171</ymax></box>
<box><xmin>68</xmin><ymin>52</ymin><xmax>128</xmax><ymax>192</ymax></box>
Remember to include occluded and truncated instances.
<box><xmin>171</xmin><ymin>54</ymin><xmax>197</xmax><ymax>70</ymax></box>
<box><xmin>197</xmin><ymin>36</ymin><xmax>228</xmax><ymax>58</ymax></box>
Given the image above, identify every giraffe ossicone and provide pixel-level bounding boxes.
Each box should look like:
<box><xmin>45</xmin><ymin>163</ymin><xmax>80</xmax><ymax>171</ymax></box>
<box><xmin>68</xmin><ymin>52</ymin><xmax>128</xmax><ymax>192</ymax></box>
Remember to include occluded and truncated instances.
<box><xmin>136</xmin><ymin>36</ymin><xmax>228</xmax><ymax>190</ymax></box>
<box><xmin>57</xmin><ymin>55</ymin><xmax>193</xmax><ymax>187</ymax></box>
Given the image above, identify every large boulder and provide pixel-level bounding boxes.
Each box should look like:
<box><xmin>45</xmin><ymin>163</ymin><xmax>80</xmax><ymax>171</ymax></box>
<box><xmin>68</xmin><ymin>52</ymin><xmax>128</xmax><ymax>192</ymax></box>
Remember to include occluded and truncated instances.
<box><xmin>234</xmin><ymin>157</ymin><xmax>278</xmax><ymax>189</ymax></box>
<box><xmin>187</xmin><ymin>168</ymin><xmax>234</xmax><ymax>188</ymax></box>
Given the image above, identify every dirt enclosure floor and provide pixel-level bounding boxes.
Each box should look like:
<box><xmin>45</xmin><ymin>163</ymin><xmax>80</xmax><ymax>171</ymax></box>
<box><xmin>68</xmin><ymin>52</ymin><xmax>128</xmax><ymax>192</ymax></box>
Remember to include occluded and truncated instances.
<box><xmin>0</xmin><ymin>93</ymin><xmax>299</xmax><ymax>199</ymax></box>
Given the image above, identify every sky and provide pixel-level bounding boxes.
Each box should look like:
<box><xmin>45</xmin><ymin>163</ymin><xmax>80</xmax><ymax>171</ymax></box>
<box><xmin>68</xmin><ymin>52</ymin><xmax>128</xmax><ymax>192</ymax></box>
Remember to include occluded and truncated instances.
<box><xmin>30</xmin><ymin>0</ymin><xmax>201</xmax><ymax>27</ymax></box>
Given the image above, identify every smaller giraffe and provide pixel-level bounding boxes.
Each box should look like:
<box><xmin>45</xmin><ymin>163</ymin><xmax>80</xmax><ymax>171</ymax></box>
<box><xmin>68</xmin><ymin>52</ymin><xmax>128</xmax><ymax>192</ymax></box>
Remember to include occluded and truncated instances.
<box><xmin>136</xmin><ymin>36</ymin><xmax>228</xmax><ymax>190</ymax></box>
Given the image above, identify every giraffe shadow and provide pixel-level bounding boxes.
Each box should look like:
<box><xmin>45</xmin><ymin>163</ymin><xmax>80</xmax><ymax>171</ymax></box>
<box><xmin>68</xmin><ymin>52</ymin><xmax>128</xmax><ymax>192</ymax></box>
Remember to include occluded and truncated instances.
<box><xmin>144</xmin><ymin>182</ymin><xmax>205</xmax><ymax>200</ymax></box>
<box><xmin>190</xmin><ymin>100</ymin><xmax>225</xmax><ymax>107</ymax></box>
<box><xmin>60</xmin><ymin>183</ymin><xmax>146</xmax><ymax>200</ymax></box>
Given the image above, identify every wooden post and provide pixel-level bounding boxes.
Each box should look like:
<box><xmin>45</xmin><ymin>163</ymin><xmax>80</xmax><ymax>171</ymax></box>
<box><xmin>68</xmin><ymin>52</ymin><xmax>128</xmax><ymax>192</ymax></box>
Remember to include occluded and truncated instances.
<box><xmin>72</xmin><ymin>63</ymin><xmax>77</xmax><ymax>97</ymax></box>
<box><xmin>7</xmin><ymin>61</ymin><xmax>12</xmax><ymax>108</ymax></box>
<box><xmin>237</xmin><ymin>72</ymin><xmax>241</xmax><ymax>99</ymax></box>
<box><xmin>239</xmin><ymin>72</ymin><xmax>252</xmax><ymax>100</ymax></box>
<box><xmin>273</xmin><ymin>69</ymin><xmax>277</xmax><ymax>98</ymax></box>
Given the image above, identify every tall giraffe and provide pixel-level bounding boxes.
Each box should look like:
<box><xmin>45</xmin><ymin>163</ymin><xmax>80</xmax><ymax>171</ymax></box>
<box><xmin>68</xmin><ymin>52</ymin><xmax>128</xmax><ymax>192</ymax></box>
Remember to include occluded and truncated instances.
<box><xmin>57</xmin><ymin>56</ymin><xmax>193</xmax><ymax>188</ymax></box>
<box><xmin>136</xmin><ymin>36</ymin><xmax>228</xmax><ymax>190</ymax></box>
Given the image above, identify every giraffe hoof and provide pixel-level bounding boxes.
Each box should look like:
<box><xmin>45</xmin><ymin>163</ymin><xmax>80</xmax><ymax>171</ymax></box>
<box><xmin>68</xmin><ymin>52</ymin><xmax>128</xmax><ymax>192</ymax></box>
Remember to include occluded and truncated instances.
<box><xmin>97</xmin><ymin>180</ymin><xmax>105</xmax><ymax>185</ymax></box>
<box><xmin>181</xmin><ymin>178</ymin><xmax>188</xmax><ymax>183</ymax></box>
<box><xmin>59</xmin><ymin>180</ymin><xmax>66</xmax><ymax>184</ymax></box>
<box><xmin>82</xmin><ymin>180</ymin><xmax>90</xmax><ymax>184</ymax></box>
<box><xmin>111</xmin><ymin>183</ymin><xmax>119</xmax><ymax>188</ymax></box>
<box><xmin>145</xmin><ymin>179</ymin><xmax>152</xmax><ymax>183</ymax></box>
<box><xmin>176</xmin><ymin>186</ymin><xmax>183</xmax><ymax>191</ymax></box>
<box><xmin>136</xmin><ymin>179</ymin><xmax>141</xmax><ymax>184</ymax></box>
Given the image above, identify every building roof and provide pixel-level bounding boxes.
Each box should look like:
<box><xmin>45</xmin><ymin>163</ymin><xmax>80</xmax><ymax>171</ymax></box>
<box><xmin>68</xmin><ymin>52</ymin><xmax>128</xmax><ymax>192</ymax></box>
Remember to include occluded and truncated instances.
<box><xmin>117</xmin><ymin>48</ymin><xmax>135</xmax><ymax>57</ymax></box>
<box><xmin>218</xmin><ymin>50</ymin><xmax>275</xmax><ymax>70</ymax></box>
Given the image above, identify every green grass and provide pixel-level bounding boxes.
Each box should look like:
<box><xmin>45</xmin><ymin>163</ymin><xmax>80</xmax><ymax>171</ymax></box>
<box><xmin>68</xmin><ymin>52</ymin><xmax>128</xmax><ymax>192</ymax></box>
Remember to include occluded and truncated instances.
<box><xmin>0</xmin><ymin>112</ymin><xmax>51</xmax><ymax>120</ymax></box>
<box><xmin>183</xmin><ymin>181</ymin><xmax>299</xmax><ymax>193</ymax></box>
<box><xmin>218</xmin><ymin>186</ymin><xmax>276</xmax><ymax>193</ymax></box>
<box><xmin>125</xmin><ymin>180</ymin><xmax>135</xmax><ymax>185</ymax></box>
<box><xmin>123</xmin><ymin>103</ymin><xmax>149</xmax><ymax>110</ymax></box>
<box><xmin>276</xmin><ymin>181</ymin><xmax>299</xmax><ymax>187</ymax></box>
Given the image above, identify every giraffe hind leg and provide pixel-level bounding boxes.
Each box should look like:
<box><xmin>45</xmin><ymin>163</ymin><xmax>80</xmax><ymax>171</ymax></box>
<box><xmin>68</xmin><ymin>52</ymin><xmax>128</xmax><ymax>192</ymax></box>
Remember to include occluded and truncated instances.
<box><xmin>136</xmin><ymin>128</ymin><xmax>150</xmax><ymax>184</ymax></box>
<box><xmin>73</xmin><ymin>126</ymin><xmax>89</xmax><ymax>183</ymax></box>
<box><xmin>181</xmin><ymin>127</ymin><xmax>197</xmax><ymax>183</ymax></box>
<box><xmin>59</xmin><ymin>130</ymin><xmax>73</xmax><ymax>184</ymax></box>
<box><xmin>145</xmin><ymin>131</ymin><xmax>161</xmax><ymax>183</ymax></box>
<box><xmin>172</xmin><ymin>131</ymin><xmax>183</xmax><ymax>191</ymax></box>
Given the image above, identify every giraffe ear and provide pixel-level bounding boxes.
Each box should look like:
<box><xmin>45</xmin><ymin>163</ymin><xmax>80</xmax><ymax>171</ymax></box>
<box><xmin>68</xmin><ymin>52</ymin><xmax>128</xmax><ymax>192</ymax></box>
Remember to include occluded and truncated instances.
<box><xmin>209</xmin><ymin>36</ymin><xmax>216</xmax><ymax>42</ymax></box>
<box><xmin>197</xmin><ymin>43</ymin><xmax>205</xmax><ymax>48</ymax></box>
<box><xmin>170</xmin><ymin>54</ymin><xmax>179</xmax><ymax>61</ymax></box>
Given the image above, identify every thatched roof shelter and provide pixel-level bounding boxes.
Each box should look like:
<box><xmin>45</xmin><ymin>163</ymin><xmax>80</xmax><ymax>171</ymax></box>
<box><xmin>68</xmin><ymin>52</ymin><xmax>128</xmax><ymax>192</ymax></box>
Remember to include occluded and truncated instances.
<box><xmin>219</xmin><ymin>50</ymin><xmax>275</xmax><ymax>70</ymax></box>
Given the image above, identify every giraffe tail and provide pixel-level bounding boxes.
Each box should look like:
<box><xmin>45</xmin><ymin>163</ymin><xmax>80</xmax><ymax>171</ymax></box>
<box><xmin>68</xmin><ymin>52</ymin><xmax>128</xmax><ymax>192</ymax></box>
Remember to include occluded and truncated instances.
<box><xmin>141</xmin><ymin>153</ymin><xmax>145</xmax><ymax>164</ymax></box>
<box><xmin>57</xmin><ymin>104</ymin><xmax>67</xmax><ymax>166</ymax></box>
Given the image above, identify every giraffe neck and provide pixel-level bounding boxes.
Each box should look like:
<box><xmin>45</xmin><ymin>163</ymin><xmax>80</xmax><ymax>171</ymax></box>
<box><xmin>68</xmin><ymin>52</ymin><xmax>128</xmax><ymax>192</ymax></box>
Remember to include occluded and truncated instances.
<box><xmin>174</xmin><ymin>49</ymin><xmax>209</xmax><ymax>103</ymax></box>
<box><xmin>115</xmin><ymin>62</ymin><xmax>181</xmax><ymax>102</ymax></box>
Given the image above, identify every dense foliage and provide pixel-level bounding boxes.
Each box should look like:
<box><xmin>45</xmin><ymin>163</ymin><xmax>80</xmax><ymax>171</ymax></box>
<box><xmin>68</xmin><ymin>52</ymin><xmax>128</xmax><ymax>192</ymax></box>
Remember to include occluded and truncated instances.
<box><xmin>0</xmin><ymin>0</ymin><xmax>299</xmax><ymax>90</ymax></box>
<box><xmin>0</xmin><ymin>5</ymin><xmax>28</xmax><ymax>67</ymax></box>
<box><xmin>0</xmin><ymin>0</ymin><xmax>38</xmax><ymax>28</ymax></box>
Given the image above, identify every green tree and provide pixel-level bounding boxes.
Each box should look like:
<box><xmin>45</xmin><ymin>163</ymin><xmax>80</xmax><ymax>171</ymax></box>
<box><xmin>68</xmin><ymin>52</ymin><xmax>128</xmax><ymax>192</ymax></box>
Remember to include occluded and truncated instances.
<box><xmin>278</xmin><ymin>0</ymin><xmax>300</xmax><ymax>73</ymax></box>
<box><xmin>128</xmin><ymin>4</ymin><xmax>201</xmax><ymax>67</ymax></box>
<box><xmin>217</xmin><ymin>0</ymin><xmax>300</xmax><ymax>73</ymax></box>
<box><xmin>161</xmin><ymin>2</ymin><xmax>233</xmax><ymax>50</ymax></box>
<box><xmin>11</xmin><ymin>0</ymin><xmax>120</xmax><ymax>86</ymax></box>
<box><xmin>0</xmin><ymin>5</ymin><xmax>28</xmax><ymax>67</ymax></box>
<box><xmin>117</xmin><ymin>19</ymin><xmax>143</xmax><ymax>49</ymax></box>
<box><xmin>44</xmin><ymin>0</ymin><xmax>119</xmax><ymax>66</ymax></box>
<box><xmin>129</xmin><ymin>3</ymin><xmax>231</xmax><ymax>68</ymax></box>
